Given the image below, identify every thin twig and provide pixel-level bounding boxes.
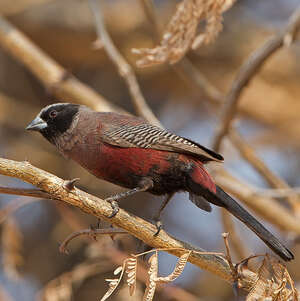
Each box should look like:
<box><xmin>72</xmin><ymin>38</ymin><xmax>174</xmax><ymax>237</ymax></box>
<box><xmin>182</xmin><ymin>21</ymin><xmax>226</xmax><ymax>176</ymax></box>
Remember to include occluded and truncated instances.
<box><xmin>37</xmin><ymin>261</ymin><xmax>112</xmax><ymax>301</ymax></box>
<box><xmin>139</xmin><ymin>0</ymin><xmax>161</xmax><ymax>41</ymax></box>
<box><xmin>59</xmin><ymin>228</ymin><xmax>128</xmax><ymax>254</ymax></box>
<box><xmin>220</xmin><ymin>210</ymin><xmax>248</xmax><ymax>260</ymax></box>
<box><xmin>174</xmin><ymin>57</ymin><xmax>224</xmax><ymax>104</ymax></box>
<box><xmin>0</xmin><ymin>186</ymin><xmax>53</xmax><ymax>199</ymax></box>
<box><xmin>213</xmin><ymin>6</ymin><xmax>300</xmax><ymax>151</ymax></box>
<box><xmin>222</xmin><ymin>233</ymin><xmax>237</xmax><ymax>279</ymax></box>
<box><xmin>88</xmin><ymin>0</ymin><xmax>161</xmax><ymax>127</ymax></box>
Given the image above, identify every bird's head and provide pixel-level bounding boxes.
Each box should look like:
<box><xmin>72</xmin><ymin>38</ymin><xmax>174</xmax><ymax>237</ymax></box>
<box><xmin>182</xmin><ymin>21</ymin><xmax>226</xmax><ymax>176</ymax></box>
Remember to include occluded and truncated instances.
<box><xmin>26</xmin><ymin>103</ymin><xmax>80</xmax><ymax>143</ymax></box>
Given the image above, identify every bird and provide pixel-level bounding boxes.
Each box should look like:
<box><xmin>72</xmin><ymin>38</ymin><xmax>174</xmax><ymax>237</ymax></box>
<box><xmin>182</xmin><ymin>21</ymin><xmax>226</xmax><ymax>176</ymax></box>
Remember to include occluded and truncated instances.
<box><xmin>26</xmin><ymin>103</ymin><xmax>294</xmax><ymax>261</ymax></box>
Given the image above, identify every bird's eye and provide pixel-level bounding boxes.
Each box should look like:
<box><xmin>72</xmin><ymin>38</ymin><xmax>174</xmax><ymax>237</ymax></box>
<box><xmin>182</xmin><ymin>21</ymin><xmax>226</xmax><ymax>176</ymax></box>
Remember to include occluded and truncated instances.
<box><xmin>49</xmin><ymin>110</ymin><xmax>57</xmax><ymax>118</ymax></box>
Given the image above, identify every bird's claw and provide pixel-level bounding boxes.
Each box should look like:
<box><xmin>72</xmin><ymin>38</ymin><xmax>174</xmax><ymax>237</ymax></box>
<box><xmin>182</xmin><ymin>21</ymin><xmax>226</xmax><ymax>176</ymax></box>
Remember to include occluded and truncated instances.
<box><xmin>106</xmin><ymin>198</ymin><xmax>119</xmax><ymax>218</ymax></box>
<box><xmin>63</xmin><ymin>178</ymin><xmax>80</xmax><ymax>191</ymax></box>
<box><xmin>153</xmin><ymin>219</ymin><xmax>163</xmax><ymax>236</ymax></box>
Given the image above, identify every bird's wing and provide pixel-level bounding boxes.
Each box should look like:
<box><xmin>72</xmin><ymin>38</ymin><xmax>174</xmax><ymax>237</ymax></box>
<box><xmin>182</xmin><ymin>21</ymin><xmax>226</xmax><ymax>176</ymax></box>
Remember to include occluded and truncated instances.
<box><xmin>101</xmin><ymin>122</ymin><xmax>223</xmax><ymax>162</ymax></box>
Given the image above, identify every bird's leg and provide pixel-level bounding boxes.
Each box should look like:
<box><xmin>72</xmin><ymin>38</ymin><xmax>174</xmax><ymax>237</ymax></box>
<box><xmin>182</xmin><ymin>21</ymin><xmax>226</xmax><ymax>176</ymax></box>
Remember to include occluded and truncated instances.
<box><xmin>153</xmin><ymin>192</ymin><xmax>175</xmax><ymax>236</ymax></box>
<box><xmin>63</xmin><ymin>178</ymin><xmax>80</xmax><ymax>191</ymax></box>
<box><xmin>106</xmin><ymin>179</ymin><xmax>153</xmax><ymax>218</ymax></box>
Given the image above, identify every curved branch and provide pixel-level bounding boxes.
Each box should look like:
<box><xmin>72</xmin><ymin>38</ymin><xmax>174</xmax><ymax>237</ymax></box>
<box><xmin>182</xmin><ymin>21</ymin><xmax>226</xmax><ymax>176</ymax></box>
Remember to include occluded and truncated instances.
<box><xmin>59</xmin><ymin>228</ymin><xmax>128</xmax><ymax>254</ymax></box>
<box><xmin>0</xmin><ymin>157</ymin><xmax>233</xmax><ymax>283</ymax></box>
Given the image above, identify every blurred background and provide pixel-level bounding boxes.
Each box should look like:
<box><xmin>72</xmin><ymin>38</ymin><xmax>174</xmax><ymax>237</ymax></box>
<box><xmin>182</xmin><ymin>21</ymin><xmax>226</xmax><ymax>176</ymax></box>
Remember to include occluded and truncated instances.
<box><xmin>0</xmin><ymin>0</ymin><xmax>300</xmax><ymax>300</ymax></box>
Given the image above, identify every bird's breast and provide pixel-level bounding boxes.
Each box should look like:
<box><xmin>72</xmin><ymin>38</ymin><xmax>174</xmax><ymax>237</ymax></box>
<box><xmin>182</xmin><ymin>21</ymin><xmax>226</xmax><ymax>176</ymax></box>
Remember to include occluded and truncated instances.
<box><xmin>66</xmin><ymin>142</ymin><xmax>189</xmax><ymax>193</ymax></box>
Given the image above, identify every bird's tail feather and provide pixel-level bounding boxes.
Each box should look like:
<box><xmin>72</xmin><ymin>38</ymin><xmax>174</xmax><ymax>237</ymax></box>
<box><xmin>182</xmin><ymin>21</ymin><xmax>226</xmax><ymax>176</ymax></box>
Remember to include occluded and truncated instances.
<box><xmin>187</xmin><ymin>177</ymin><xmax>294</xmax><ymax>261</ymax></box>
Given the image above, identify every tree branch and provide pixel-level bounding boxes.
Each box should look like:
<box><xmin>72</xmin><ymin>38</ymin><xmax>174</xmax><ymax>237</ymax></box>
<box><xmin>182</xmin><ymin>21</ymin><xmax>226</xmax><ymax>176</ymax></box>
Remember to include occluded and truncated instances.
<box><xmin>215</xmin><ymin>169</ymin><xmax>300</xmax><ymax>234</ymax></box>
<box><xmin>0</xmin><ymin>14</ymin><xmax>116</xmax><ymax>112</ymax></box>
<box><xmin>229</xmin><ymin>130</ymin><xmax>300</xmax><ymax>212</ymax></box>
<box><xmin>0</xmin><ymin>186</ymin><xmax>53</xmax><ymax>199</ymax></box>
<box><xmin>88</xmin><ymin>0</ymin><xmax>161</xmax><ymax>127</ymax></box>
<box><xmin>0</xmin><ymin>157</ymin><xmax>234</xmax><ymax>283</ymax></box>
<box><xmin>212</xmin><ymin>6</ymin><xmax>300</xmax><ymax>151</ymax></box>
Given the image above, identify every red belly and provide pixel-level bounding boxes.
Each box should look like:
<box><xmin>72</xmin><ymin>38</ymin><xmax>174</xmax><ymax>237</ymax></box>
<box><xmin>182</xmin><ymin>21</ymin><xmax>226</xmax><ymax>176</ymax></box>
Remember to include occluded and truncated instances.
<box><xmin>67</xmin><ymin>142</ymin><xmax>215</xmax><ymax>194</ymax></box>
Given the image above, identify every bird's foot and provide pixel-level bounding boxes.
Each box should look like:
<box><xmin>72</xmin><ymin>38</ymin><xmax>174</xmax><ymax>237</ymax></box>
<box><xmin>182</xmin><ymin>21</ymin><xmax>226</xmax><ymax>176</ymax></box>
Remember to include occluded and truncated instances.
<box><xmin>153</xmin><ymin>218</ymin><xmax>163</xmax><ymax>236</ymax></box>
<box><xmin>105</xmin><ymin>197</ymin><xmax>120</xmax><ymax>218</ymax></box>
<box><xmin>63</xmin><ymin>178</ymin><xmax>80</xmax><ymax>191</ymax></box>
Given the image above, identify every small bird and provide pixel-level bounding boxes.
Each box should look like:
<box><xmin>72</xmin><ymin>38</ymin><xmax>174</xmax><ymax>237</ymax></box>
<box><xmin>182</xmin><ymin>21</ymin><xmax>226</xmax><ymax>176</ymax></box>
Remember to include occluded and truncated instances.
<box><xmin>26</xmin><ymin>103</ymin><xmax>294</xmax><ymax>261</ymax></box>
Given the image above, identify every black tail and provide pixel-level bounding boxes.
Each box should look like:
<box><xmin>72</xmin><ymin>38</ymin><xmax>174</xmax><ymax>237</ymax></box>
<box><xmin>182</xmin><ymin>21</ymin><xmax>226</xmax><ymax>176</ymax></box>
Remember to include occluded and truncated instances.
<box><xmin>187</xmin><ymin>179</ymin><xmax>294</xmax><ymax>261</ymax></box>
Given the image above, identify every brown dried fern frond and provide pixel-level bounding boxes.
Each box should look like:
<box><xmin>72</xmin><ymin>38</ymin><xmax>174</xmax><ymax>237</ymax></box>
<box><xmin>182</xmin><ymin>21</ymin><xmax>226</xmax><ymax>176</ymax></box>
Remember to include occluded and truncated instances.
<box><xmin>237</xmin><ymin>255</ymin><xmax>299</xmax><ymax>301</ymax></box>
<box><xmin>155</xmin><ymin>251</ymin><xmax>191</xmax><ymax>283</ymax></box>
<box><xmin>133</xmin><ymin>0</ymin><xmax>236</xmax><ymax>67</ymax></box>
<box><xmin>143</xmin><ymin>252</ymin><xmax>158</xmax><ymax>301</ymax></box>
<box><xmin>100</xmin><ymin>247</ymin><xmax>223</xmax><ymax>301</ymax></box>
<box><xmin>125</xmin><ymin>257</ymin><xmax>138</xmax><ymax>296</ymax></box>
<box><xmin>101</xmin><ymin>265</ymin><xmax>126</xmax><ymax>301</ymax></box>
<box><xmin>246</xmin><ymin>257</ymin><xmax>272</xmax><ymax>301</ymax></box>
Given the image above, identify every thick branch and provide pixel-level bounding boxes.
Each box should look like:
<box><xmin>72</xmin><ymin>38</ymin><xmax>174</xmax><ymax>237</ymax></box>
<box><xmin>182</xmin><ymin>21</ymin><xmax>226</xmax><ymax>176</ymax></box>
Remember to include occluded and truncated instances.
<box><xmin>213</xmin><ymin>6</ymin><xmax>300</xmax><ymax>151</ymax></box>
<box><xmin>0</xmin><ymin>157</ymin><xmax>233</xmax><ymax>282</ymax></box>
<box><xmin>0</xmin><ymin>14</ymin><xmax>116</xmax><ymax>112</ymax></box>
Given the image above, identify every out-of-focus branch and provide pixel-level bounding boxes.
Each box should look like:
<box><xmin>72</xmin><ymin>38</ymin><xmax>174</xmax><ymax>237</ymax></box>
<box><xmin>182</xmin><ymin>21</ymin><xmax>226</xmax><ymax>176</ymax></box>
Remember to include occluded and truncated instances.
<box><xmin>88</xmin><ymin>0</ymin><xmax>161</xmax><ymax>127</ymax></box>
<box><xmin>0</xmin><ymin>14</ymin><xmax>116</xmax><ymax>112</ymax></box>
<box><xmin>254</xmin><ymin>187</ymin><xmax>300</xmax><ymax>198</ymax></box>
<box><xmin>0</xmin><ymin>186</ymin><xmax>53</xmax><ymax>199</ymax></box>
<box><xmin>229</xmin><ymin>130</ymin><xmax>300</xmax><ymax>213</ymax></box>
<box><xmin>37</xmin><ymin>261</ymin><xmax>112</xmax><ymax>301</ymax></box>
<box><xmin>0</xmin><ymin>197</ymin><xmax>40</xmax><ymax>224</ymax></box>
<box><xmin>212</xmin><ymin>6</ymin><xmax>300</xmax><ymax>151</ymax></box>
<box><xmin>139</xmin><ymin>0</ymin><xmax>161</xmax><ymax>40</ymax></box>
<box><xmin>174</xmin><ymin>58</ymin><xmax>224</xmax><ymax>104</ymax></box>
<box><xmin>0</xmin><ymin>157</ymin><xmax>234</xmax><ymax>283</ymax></box>
<box><xmin>215</xmin><ymin>169</ymin><xmax>300</xmax><ymax>234</ymax></box>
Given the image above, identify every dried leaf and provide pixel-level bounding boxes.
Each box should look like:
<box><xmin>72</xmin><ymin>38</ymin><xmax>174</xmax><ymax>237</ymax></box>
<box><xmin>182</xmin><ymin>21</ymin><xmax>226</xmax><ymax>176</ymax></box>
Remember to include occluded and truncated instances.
<box><xmin>125</xmin><ymin>257</ymin><xmax>137</xmax><ymax>296</ymax></box>
<box><xmin>114</xmin><ymin>266</ymin><xmax>123</xmax><ymax>275</ymax></box>
<box><xmin>143</xmin><ymin>253</ymin><xmax>158</xmax><ymax>301</ymax></box>
<box><xmin>101</xmin><ymin>265</ymin><xmax>125</xmax><ymax>301</ymax></box>
<box><xmin>246</xmin><ymin>257</ymin><xmax>271</xmax><ymax>301</ymax></box>
<box><xmin>133</xmin><ymin>0</ymin><xmax>236</xmax><ymax>66</ymax></box>
<box><xmin>241</xmin><ymin>255</ymin><xmax>299</xmax><ymax>301</ymax></box>
<box><xmin>155</xmin><ymin>251</ymin><xmax>191</xmax><ymax>283</ymax></box>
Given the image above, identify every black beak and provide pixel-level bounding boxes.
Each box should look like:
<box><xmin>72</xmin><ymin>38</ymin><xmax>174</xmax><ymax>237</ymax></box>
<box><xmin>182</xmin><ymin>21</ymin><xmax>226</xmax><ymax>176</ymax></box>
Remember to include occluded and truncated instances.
<box><xmin>26</xmin><ymin>117</ymin><xmax>47</xmax><ymax>131</ymax></box>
